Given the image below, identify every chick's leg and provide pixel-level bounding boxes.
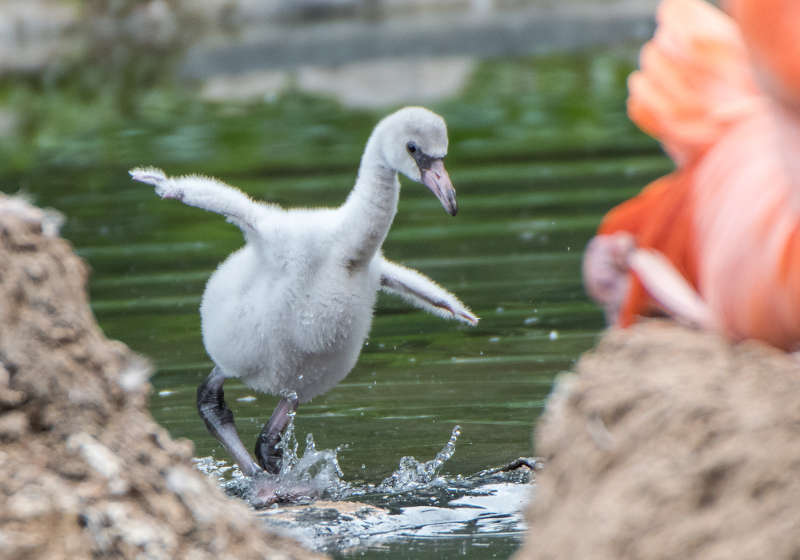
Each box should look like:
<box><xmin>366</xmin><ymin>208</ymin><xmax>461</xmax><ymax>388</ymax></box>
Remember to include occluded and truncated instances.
<box><xmin>197</xmin><ymin>367</ymin><xmax>261</xmax><ymax>476</ymax></box>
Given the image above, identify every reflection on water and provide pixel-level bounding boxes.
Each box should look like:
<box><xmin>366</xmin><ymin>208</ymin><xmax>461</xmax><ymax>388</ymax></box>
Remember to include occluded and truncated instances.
<box><xmin>0</xmin><ymin>51</ymin><xmax>669</xmax><ymax>558</ymax></box>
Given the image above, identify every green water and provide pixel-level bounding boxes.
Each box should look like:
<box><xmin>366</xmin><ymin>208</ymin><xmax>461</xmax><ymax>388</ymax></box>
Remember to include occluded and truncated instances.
<box><xmin>1</xmin><ymin>50</ymin><xmax>669</xmax><ymax>557</ymax></box>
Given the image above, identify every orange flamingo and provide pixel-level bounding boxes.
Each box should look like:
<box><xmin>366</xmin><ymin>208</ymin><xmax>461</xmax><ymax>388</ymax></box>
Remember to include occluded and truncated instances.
<box><xmin>583</xmin><ymin>0</ymin><xmax>800</xmax><ymax>351</ymax></box>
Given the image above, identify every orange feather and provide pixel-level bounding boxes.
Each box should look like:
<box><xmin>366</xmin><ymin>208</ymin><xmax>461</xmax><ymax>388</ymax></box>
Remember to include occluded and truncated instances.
<box><xmin>591</xmin><ymin>0</ymin><xmax>800</xmax><ymax>350</ymax></box>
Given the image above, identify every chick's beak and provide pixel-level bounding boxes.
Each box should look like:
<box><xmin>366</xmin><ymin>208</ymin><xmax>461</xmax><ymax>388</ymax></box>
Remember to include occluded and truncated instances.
<box><xmin>421</xmin><ymin>159</ymin><xmax>458</xmax><ymax>216</ymax></box>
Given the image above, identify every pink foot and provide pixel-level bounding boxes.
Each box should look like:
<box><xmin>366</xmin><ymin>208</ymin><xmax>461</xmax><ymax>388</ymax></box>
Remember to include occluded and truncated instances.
<box><xmin>582</xmin><ymin>233</ymin><xmax>636</xmax><ymax>325</ymax></box>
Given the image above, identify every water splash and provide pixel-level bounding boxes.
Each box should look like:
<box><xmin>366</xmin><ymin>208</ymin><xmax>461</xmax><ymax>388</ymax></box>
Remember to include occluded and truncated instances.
<box><xmin>194</xmin><ymin>421</ymin><xmax>539</xmax><ymax>553</ymax></box>
<box><xmin>195</xmin><ymin>418</ymin><xmax>535</xmax><ymax>505</ymax></box>
<box><xmin>195</xmin><ymin>412</ymin><xmax>352</xmax><ymax>507</ymax></box>
<box><xmin>369</xmin><ymin>425</ymin><xmax>461</xmax><ymax>494</ymax></box>
<box><xmin>194</xmin><ymin>420</ymin><xmax>466</xmax><ymax>506</ymax></box>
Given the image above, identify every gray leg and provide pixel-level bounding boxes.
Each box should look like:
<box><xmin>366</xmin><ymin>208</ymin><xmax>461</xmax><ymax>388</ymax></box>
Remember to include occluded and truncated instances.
<box><xmin>255</xmin><ymin>394</ymin><xmax>299</xmax><ymax>474</ymax></box>
<box><xmin>197</xmin><ymin>367</ymin><xmax>261</xmax><ymax>477</ymax></box>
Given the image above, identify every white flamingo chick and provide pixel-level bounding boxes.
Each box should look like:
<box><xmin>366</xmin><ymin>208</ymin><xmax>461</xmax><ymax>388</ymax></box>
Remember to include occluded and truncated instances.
<box><xmin>130</xmin><ymin>107</ymin><xmax>478</xmax><ymax>476</ymax></box>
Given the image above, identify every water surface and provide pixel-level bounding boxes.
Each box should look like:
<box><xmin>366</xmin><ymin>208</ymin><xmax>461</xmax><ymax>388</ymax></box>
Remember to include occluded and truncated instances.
<box><xmin>1</xmin><ymin>51</ymin><xmax>669</xmax><ymax>558</ymax></box>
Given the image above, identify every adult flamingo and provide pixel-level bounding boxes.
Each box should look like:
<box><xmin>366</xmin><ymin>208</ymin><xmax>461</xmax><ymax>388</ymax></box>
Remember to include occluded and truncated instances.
<box><xmin>583</xmin><ymin>0</ymin><xmax>800</xmax><ymax>351</ymax></box>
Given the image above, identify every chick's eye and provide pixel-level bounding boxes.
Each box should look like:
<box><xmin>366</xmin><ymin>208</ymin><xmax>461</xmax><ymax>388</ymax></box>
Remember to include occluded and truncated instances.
<box><xmin>406</xmin><ymin>142</ymin><xmax>417</xmax><ymax>154</ymax></box>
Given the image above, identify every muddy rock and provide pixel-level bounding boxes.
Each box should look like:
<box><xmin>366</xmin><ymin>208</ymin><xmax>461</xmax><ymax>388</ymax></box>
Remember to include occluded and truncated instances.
<box><xmin>516</xmin><ymin>320</ymin><xmax>800</xmax><ymax>560</ymax></box>
<box><xmin>0</xmin><ymin>194</ymin><xmax>323</xmax><ymax>559</ymax></box>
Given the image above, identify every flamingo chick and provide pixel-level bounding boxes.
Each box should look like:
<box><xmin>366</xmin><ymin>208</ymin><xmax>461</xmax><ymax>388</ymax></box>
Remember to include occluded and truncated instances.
<box><xmin>131</xmin><ymin>107</ymin><xmax>478</xmax><ymax>476</ymax></box>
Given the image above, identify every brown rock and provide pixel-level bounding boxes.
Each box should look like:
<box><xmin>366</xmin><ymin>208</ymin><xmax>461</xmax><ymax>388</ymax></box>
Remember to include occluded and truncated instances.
<box><xmin>516</xmin><ymin>320</ymin><xmax>800</xmax><ymax>560</ymax></box>
<box><xmin>0</xmin><ymin>194</ymin><xmax>324</xmax><ymax>560</ymax></box>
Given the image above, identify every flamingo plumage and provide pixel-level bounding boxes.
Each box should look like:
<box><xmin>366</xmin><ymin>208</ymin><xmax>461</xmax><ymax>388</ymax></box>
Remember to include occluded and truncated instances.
<box><xmin>583</xmin><ymin>0</ymin><xmax>800</xmax><ymax>351</ymax></box>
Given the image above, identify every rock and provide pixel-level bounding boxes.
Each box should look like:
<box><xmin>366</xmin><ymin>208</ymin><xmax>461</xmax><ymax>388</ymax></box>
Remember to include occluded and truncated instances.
<box><xmin>516</xmin><ymin>320</ymin><xmax>800</xmax><ymax>560</ymax></box>
<box><xmin>0</xmin><ymin>193</ymin><xmax>324</xmax><ymax>559</ymax></box>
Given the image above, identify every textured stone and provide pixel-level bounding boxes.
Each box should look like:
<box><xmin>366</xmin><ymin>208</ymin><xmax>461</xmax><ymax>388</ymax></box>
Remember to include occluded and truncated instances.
<box><xmin>516</xmin><ymin>320</ymin><xmax>800</xmax><ymax>560</ymax></box>
<box><xmin>0</xmin><ymin>194</ymin><xmax>324</xmax><ymax>559</ymax></box>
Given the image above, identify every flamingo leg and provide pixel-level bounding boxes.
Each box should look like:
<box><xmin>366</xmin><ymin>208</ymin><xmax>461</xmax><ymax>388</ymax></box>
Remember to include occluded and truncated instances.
<box><xmin>584</xmin><ymin>232</ymin><xmax>716</xmax><ymax>331</ymax></box>
<box><xmin>197</xmin><ymin>367</ymin><xmax>261</xmax><ymax>476</ymax></box>
<box><xmin>255</xmin><ymin>394</ymin><xmax>299</xmax><ymax>474</ymax></box>
<box><xmin>582</xmin><ymin>233</ymin><xmax>636</xmax><ymax>325</ymax></box>
<box><xmin>628</xmin><ymin>248</ymin><xmax>716</xmax><ymax>330</ymax></box>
